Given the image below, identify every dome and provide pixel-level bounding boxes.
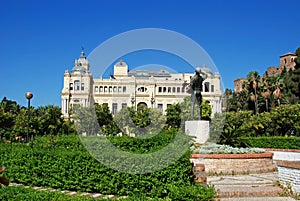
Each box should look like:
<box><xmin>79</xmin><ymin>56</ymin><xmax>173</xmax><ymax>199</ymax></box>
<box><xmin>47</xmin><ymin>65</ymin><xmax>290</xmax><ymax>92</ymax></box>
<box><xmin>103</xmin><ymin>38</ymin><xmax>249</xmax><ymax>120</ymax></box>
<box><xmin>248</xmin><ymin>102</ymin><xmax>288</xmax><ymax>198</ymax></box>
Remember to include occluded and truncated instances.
<box><xmin>72</xmin><ymin>66</ymin><xmax>86</xmax><ymax>74</ymax></box>
<box><xmin>115</xmin><ymin>59</ymin><xmax>127</xmax><ymax>67</ymax></box>
<box><xmin>199</xmin><ymin>65</ymin><xmax>213</xmax><ymax>75</ymax></box>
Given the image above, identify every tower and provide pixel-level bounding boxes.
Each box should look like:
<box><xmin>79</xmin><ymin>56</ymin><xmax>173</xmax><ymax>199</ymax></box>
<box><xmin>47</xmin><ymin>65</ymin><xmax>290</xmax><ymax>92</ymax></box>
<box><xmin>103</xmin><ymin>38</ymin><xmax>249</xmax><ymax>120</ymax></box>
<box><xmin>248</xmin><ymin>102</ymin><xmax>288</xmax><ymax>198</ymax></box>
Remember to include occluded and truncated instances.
<box><xmin>61</xmin><ymin>49</ymin><xmax>93</xmax><ymax>119</ymax></box>
<box><xmin>113</xmin><ymin>59</ymin><xmax>128</xmax><ymax>79</ymax></box>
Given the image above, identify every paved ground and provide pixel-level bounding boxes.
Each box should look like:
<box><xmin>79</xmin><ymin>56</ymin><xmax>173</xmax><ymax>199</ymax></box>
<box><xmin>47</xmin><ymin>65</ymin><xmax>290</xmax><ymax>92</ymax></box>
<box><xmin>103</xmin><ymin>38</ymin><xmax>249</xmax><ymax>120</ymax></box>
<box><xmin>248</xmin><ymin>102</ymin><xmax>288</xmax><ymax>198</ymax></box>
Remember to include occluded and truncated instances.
<box><xmin>219</xmin><ymin>197</ymin><xmax>297</xmax><ymax>201</ymax></box>
<box><xmin>208</xmin><ymin>172</ymin><xmax>298</xmax><ymax>201</ymax></box>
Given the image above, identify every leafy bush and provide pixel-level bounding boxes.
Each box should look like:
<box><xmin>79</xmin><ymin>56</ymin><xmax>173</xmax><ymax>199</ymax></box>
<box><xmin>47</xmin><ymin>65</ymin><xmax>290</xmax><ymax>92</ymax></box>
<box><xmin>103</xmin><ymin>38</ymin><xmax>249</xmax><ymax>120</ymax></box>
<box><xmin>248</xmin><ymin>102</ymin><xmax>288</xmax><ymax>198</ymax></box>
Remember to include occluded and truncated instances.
<box><xmin>113</xmin><ymin>106</ymin><xmax>166</xmax><ymax>137</ymax></box>
<box><xmin>218</xmin><ymin>104</ymin><xmax>300</xmax><ymax>147</ymax></box>
<box><xmin>0</xmin><ymin>133</ymin><xmax>214</xmax><ymax>200</ymax></box>
<box><xmin>243</xmin><ymin>136</ymin><xmax>300</xmax><ymax>149</ymax></box>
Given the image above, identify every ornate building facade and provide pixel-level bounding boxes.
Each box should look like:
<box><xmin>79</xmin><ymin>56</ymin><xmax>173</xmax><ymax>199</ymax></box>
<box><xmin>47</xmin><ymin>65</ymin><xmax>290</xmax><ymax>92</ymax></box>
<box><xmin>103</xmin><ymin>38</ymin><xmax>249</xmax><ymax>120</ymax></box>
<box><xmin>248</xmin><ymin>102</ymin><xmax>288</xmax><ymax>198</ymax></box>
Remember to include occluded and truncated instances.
<box><xmin>61</xmin><ymin>50</ymin><xmax>223</xmax><ymax>119</ymax></box>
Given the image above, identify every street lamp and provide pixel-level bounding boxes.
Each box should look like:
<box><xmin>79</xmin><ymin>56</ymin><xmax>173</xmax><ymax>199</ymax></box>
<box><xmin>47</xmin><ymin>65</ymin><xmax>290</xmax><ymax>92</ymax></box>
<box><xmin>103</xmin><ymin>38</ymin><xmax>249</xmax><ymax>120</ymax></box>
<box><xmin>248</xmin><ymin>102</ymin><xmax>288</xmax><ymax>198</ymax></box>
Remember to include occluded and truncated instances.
<box><xmin>150</xmin><ymin>93</ymin><xmax>155</xmax><ymax>108</ymax></box>
<box><xmin>25</xmin><ymin>92</ymin><xmax>33</xmax><ymax>143</ymax></box>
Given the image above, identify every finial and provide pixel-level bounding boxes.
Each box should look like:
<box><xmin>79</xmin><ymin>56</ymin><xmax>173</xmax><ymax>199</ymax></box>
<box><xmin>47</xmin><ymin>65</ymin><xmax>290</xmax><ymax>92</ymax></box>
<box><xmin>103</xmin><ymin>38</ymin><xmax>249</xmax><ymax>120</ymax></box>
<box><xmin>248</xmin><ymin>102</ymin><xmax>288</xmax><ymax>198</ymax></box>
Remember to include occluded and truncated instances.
<box><xmin>80</xmin><ymin>46</ymin><xmax>85</xmax><ymax>57</ymax></box>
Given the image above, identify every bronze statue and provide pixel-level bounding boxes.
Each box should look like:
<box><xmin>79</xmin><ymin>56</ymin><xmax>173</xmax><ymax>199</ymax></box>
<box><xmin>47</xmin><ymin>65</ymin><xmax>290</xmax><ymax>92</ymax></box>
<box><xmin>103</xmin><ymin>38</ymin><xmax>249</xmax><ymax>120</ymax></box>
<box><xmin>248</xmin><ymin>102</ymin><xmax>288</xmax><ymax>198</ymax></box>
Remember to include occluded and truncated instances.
<box><xmin>190</xmin><ymin>67</ymin><xmax>207</xmax><ymax>120</ymax></box>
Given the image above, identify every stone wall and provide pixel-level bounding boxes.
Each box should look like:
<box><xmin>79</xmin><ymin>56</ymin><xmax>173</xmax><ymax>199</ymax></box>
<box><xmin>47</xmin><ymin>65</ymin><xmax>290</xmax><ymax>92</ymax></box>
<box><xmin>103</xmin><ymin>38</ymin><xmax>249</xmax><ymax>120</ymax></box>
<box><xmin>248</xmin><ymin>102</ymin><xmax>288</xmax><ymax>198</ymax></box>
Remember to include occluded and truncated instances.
<box><xmin>190</xmin><ymin>152</ymin><xmax>276</xmax><ymax>175</ymax></box>
<box><xmin>277</xmin><ymin>161</ymin><xmax>300</xmax><ymax>194</ymax></box>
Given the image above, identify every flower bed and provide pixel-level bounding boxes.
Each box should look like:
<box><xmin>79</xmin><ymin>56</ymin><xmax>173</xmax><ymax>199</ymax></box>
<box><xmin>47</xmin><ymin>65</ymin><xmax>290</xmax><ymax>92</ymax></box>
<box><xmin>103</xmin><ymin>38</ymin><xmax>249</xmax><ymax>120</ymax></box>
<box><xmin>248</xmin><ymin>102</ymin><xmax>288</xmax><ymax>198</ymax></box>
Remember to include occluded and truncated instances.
<box><xmin>190</xmin><ymin>144</ymin><xmax>276</xmax><ymax>175</ymax></box>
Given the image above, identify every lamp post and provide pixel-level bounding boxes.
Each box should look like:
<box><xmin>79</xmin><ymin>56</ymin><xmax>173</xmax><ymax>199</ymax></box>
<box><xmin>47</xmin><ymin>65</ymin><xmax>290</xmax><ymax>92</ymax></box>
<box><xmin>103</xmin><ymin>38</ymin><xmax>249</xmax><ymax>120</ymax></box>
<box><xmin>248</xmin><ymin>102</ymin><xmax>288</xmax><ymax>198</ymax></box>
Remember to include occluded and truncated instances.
<box><xmin>150</xmin><ymin>93</ymin><xmax>155</xmax><ymax>109</ymax></box>
<box><xmin>25</xmin><ymin>92</ymin><xmax>33</xmax><ymax>143</ymax></box>
<box><xmin>131</xmin><ymin>94</ymin><xmax>135</xmax><ymax>107</ymax></box>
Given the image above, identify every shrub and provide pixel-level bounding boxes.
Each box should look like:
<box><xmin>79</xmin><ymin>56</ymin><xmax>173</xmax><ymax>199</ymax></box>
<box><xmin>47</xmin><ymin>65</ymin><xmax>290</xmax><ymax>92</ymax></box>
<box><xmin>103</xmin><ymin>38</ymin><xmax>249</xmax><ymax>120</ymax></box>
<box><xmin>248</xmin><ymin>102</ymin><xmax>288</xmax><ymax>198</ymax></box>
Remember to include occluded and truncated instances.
<box><xmin>0</xmin><ymin>133</ymin><xmax>214</xmax><ymax>200</ymax></box>
<box><xmin>243</xmin><ymin>136</ymin><xmax>300</xmax><ymax>149</ymax></box>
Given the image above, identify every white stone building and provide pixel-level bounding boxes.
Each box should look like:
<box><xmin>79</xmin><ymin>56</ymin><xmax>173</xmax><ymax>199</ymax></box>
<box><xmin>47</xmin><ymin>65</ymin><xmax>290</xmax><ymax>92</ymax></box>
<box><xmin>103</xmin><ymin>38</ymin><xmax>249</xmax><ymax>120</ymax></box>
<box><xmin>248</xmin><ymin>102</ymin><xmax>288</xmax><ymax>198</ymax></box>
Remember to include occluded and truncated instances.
<box><xmin>61</xmin><ymin>50</ymin><xmax>223</xmax><ymax>119</ymax></box>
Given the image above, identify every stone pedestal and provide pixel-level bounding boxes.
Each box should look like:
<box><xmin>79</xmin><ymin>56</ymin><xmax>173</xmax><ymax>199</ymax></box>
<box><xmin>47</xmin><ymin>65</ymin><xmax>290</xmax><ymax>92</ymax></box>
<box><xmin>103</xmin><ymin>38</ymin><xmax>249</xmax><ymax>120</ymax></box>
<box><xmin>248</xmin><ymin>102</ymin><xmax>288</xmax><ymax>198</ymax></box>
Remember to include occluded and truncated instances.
<box><xmin>185</xmin><ymin>120</ymin><xmax>209</xmax><ymax>144</ymax></box>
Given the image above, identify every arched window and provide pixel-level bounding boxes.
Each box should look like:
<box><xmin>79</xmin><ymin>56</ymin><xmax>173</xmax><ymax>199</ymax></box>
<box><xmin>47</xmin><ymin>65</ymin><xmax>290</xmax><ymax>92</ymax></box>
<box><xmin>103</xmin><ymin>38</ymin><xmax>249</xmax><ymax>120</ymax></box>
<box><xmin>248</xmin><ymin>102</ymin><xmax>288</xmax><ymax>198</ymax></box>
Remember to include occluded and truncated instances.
<box><xmin>204</xmin><ymin>82</ymin><xmax>209</xmax><ymax>92</ymax></box>
<box><xmin>74</xmin><ymin>80</ymin><xmax>80</xmax><ymax>91</ymax></box>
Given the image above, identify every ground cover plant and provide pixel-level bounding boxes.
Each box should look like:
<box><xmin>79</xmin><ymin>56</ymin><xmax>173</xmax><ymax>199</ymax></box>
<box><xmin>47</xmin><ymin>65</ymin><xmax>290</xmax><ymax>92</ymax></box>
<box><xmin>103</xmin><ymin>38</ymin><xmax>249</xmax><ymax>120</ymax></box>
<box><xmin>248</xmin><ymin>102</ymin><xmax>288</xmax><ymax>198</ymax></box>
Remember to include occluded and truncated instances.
<box><xmin>0</xmin><ymin>132</ymin><xmax>215</xmax><ymax>200</ymax></box>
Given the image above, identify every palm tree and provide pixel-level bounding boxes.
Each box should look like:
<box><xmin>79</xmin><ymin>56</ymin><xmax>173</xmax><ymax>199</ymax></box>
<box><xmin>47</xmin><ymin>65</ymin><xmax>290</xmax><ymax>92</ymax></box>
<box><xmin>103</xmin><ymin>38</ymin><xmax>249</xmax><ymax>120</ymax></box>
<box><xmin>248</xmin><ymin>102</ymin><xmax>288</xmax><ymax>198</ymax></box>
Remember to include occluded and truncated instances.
<box><xmin>247</xmin><ymin>72</ymin><xmax>260</xmax><ymax>114</ymax></box>
<box><xmin>261</xmin><ymin>80</ymin><xmax>271</xmax><ymax>112</ymax></box>
<box><xmin>273</xmin><ymin>82</ymin><xmax>282</xmax><ymax>106</ymax></box>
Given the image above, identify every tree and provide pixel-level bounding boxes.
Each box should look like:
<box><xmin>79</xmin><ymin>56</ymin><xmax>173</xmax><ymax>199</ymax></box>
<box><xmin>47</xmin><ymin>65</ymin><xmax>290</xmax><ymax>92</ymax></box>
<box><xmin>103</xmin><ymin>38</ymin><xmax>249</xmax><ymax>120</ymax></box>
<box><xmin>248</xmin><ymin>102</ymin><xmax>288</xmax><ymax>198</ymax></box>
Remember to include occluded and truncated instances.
<box><xmin>273</xmin><ymin>81</ymin><xmax>282</xmax><ymax>106</ymax></box>
<box><xmin>165</xmin><ymin>103</ymin><xmax>181</xmax><ymax>129</ymax></box>
<box><xmin>72</xmin><ymin>105</ymin><xmax>100</xmax><ymax>135</ymax></box>
<box><xmin>260</xmin><ymin>78</ymin><xmax>271</xmax><ymax>112</ymax></box>
<box><xmin>114</xmin><ymin>105</ymin><xmax>166</xmax><ymax>137</ymax></box>
<box><xmin>247</xmin><ymin>71</ymin><xmax>260</xmax><ymax>114</ymax></box>
<box><xmin>36</xmin><ymin>105</ymin><xmax>64</xmax><ymax>135</ymax></box>
<box><xmin>180</xmin><ymin>96</ymin><xmax>212</xmax><ymax>122</ymax></box>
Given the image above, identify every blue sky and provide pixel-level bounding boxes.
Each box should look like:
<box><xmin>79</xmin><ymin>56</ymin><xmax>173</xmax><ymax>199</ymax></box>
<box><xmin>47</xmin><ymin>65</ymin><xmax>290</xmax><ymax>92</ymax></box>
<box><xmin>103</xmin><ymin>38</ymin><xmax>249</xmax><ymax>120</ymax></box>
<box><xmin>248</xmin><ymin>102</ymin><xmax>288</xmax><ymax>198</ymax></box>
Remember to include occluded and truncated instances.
<box><xmin>1</xmin><ymin>0</ymin><xmax>299</xmax><ymax>107</ymax></box>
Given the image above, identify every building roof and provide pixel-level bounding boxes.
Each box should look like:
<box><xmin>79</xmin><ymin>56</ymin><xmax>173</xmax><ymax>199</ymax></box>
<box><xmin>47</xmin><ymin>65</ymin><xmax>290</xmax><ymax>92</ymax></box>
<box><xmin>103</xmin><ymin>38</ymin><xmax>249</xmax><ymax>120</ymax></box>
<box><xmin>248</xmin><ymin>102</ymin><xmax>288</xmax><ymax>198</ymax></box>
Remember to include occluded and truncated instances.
<box><xmin>128</xmin><ymin>68</ymin><xmax>171</xmax><ymax>78</ymax></box>
<box><xmin>280</xmin><ymin>52</ymin><xmax>297</xmax><ymax>57</ymax></box>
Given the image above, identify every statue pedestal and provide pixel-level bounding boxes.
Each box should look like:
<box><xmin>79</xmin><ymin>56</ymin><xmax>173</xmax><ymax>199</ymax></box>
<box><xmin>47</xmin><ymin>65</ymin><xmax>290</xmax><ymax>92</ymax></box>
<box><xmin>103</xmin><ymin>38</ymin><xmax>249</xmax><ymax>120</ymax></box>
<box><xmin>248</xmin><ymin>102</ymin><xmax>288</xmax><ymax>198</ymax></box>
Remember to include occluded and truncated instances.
<box><xmin>185</xmin><ymin>120</ymin><xmax>209</xmax><ymax>144</ymax></box>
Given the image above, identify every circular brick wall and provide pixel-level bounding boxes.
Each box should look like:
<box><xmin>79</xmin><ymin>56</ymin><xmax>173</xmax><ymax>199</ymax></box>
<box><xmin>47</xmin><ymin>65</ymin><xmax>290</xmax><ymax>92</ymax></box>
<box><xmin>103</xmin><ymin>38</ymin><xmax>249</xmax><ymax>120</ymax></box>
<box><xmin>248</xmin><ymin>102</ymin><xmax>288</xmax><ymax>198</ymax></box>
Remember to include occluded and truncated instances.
<box><xmin>190</xmin><ymin>152</ymin><xmax>276</xmax><ymax>175</ymax></box>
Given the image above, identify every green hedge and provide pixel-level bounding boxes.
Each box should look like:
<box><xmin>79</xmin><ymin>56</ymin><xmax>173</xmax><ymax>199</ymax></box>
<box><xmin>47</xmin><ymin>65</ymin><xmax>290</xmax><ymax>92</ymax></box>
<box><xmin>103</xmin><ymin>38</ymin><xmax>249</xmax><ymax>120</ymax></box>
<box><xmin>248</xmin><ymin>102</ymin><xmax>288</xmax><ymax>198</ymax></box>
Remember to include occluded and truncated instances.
<box><xmin>243</xmin><ymin>136</ymin><xmax>300</xmax><ymax>149</ymax></box>
<box><xmin>0</xmin><ymin>133</ymin><xmax>214</xmax><ymax>200</ymax></box>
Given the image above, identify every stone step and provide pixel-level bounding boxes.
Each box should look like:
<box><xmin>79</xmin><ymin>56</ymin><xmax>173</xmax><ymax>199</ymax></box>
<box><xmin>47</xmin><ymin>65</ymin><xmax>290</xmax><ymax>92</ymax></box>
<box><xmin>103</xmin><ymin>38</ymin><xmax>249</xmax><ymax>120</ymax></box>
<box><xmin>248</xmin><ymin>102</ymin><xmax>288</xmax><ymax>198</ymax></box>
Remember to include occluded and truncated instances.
<box><xmin>207</xmin><ymin>172</ymin><xmax>288</xmax><ymax>199</ymax></box>
<box><xmin>215</xmin><ymin>185</ymin><xmax>282</xmax><ymax>198</ymax></box>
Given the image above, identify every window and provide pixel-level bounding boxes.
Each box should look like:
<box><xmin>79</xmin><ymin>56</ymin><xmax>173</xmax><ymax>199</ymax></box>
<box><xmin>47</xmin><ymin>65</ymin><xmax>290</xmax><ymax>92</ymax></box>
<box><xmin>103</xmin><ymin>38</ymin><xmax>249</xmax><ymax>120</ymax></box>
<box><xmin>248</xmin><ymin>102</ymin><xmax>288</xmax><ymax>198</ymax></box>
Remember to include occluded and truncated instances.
<box><xmin>74</xmin><ymin>80</ymin><xmax>80</xmax><ymax>91</ymax></box>
<box><xmin>211</xmin><ymin>85</ymin><xmax>214</xmax><ymax>92</ymax></box>
<box><xmin>112</xmin><ymin>103</ymin><xmax>118</xmax><ymax>115</ymax></box>
<box><xmin>157</xmin><ymin>104</ymin><xmax>163</xmax><ymax>112</ymax></box>
<box><xmin>167</xmin><ymin>104</ymin><xmax>171</xmax><ymax>108</ymax></box>
<box><xmin>137</xmin><ymin>87</ymin><xmax>147</xmax><ymax>92</ymax></box>
<box><xmin>109</xmin><ymin>86</ymin><xmax>112</xmax><ymax>92</ymax></box>
<box><xmin>168</xmin><ymin>87</ymin><xmax>171</xmax><ymax>93</ymax></box>
<box><xmin>172</xmin><ymin>87</ymin><xmax>176</xmax><ymax>93</ymax></box>
<box><xmin>163</xmin><ymin>87</ymin><xmax>167</xmax><ymax>93</ymax></box>
<box><xmin>99</xmin><ymin>86</ymin><xmax>103</xmax><ymax>92</ymax></box>
<box><xmin>118</xmin><ymin>86</ymin><xmax>122</xmax><ymax>92</ymax></box>
<box><xmin>104</xmin><ymin>86</ymin><xmax>108</xmax><ymax>92</ymax></box>
<box><xmin>122</xmin><ymin>103</ymin><xmax>127</xmax><ymax>109</ymax></box>
<box><xmin>123</xmin><ymin>86</ymin><xmax>126</xmax><ymax>93</ymax></box>
<box><xmin>158</xmin><ymin>87</ymin><xmax>162</xmax><ymax>92</ymax></box>
<box><xmin>94</xmin><ymin>86</ymin><xmax>98</xmax><ymax>92</ymax></box>
<box><xmin>113</xmin><ymin>86</ymin><xmax>117</xmax><ymax>92</ymax></box>
<box><xmin>177</xmin><ymin>87</ymin><xmax>180</xmax><ymax>93</ymax></box>
<box><xmin>181</xmin><ymin>87</ymin><xmax>185</xmax><ymax>93</ymax></box>
<box><xmin>81</xmin><ymin>83</ymin><xmax>85</xmax><ymax>91</ymax></box>
<box><xmin>69</xmin><ymin>83</ymin><xmax>73</xmax><ymax>90</ymax></box>
<box><xmin>204</xmin><ymin>82</ymin><xmax>209</xmax><ymax>92</ymax></box>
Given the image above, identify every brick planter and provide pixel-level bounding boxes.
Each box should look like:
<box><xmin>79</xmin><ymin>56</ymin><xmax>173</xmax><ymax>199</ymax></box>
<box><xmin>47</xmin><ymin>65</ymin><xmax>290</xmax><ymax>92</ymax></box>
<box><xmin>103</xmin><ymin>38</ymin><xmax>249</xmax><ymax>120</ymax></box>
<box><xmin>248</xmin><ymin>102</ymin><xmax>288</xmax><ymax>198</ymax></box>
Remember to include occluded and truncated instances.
<box><xmin>190</xmin><ymin>152</ymin><xmax>276</xmax><ymax>175</ymax></box>
<box><xmin>277</xmin><ymin>160</ymin><xmax>300</xmax><ymax>194</ymax></box>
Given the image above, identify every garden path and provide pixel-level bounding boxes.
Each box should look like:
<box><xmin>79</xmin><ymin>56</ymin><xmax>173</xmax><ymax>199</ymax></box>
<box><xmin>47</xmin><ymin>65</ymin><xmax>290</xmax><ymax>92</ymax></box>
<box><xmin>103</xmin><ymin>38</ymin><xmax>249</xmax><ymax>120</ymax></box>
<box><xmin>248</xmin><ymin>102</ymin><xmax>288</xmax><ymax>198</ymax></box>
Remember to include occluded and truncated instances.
<box><xmin>208</xmin><ymin>172</ymin><xmax>297</xmax><ymax>201</ymax></box>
